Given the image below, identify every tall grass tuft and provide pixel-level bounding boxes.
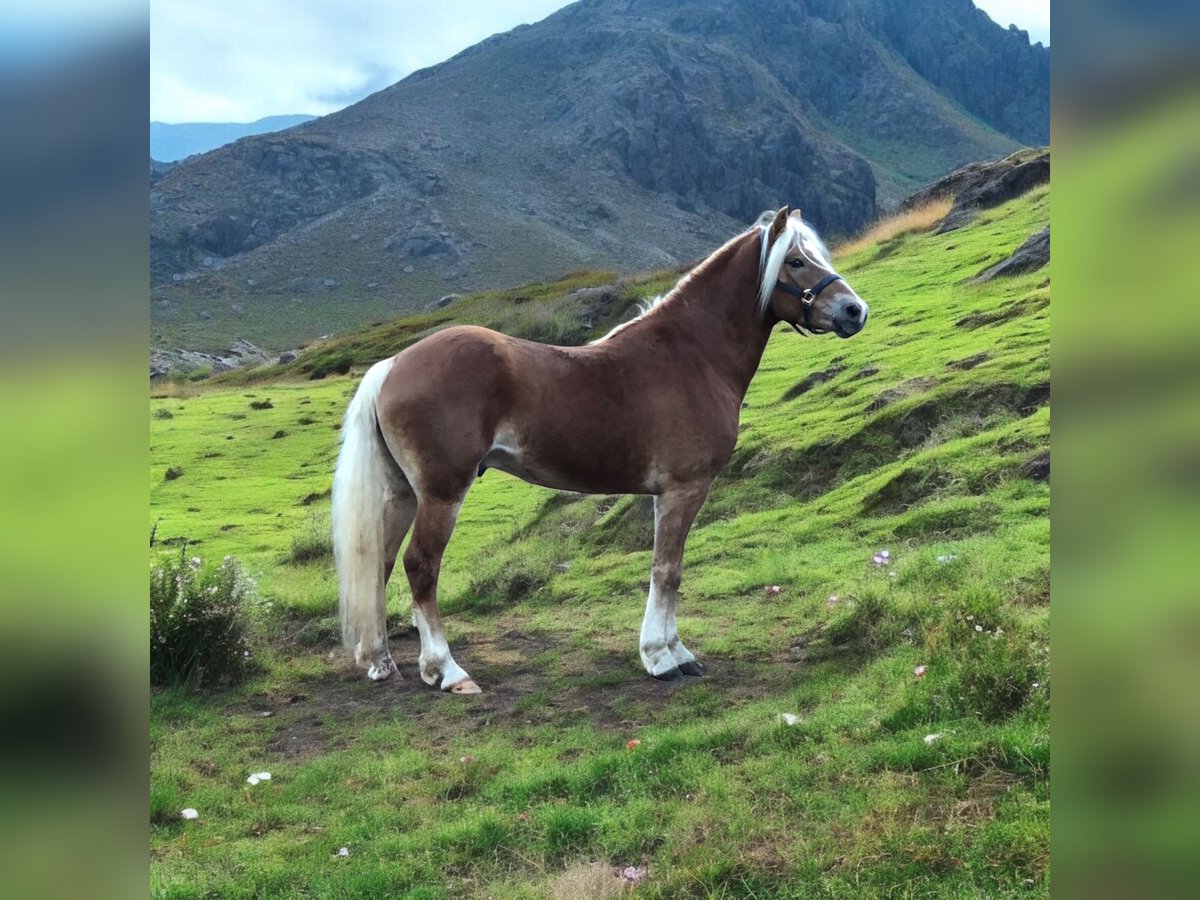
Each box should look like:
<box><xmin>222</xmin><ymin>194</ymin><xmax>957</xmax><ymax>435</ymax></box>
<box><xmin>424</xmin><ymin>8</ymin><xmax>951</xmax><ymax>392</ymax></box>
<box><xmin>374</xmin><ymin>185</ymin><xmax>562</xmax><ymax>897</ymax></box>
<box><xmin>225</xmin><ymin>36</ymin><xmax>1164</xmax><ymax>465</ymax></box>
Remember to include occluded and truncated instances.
<box><xmin>288</xmin><ymin>515</ymin><xmax>334</xmax><ymax>565</ymax></box>
<box><xmin>832</xmin><ymin>197</ymin><xmax>953</xmax><ymax>257</ymax></box>
<box><xmin>150</xmin><ymin>549</ymin><xmax>254</xmax><ymax>688</ymax></box>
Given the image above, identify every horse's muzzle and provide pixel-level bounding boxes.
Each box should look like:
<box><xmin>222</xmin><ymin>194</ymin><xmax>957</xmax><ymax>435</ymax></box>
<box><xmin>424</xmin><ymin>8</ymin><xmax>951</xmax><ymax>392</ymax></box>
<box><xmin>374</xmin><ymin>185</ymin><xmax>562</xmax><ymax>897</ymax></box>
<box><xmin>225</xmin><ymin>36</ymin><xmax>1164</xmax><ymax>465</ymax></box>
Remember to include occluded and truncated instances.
<box><xmin>832</xmin><ymin>296</ymin><xmax>868</xmax><ymax>338</ymax></box>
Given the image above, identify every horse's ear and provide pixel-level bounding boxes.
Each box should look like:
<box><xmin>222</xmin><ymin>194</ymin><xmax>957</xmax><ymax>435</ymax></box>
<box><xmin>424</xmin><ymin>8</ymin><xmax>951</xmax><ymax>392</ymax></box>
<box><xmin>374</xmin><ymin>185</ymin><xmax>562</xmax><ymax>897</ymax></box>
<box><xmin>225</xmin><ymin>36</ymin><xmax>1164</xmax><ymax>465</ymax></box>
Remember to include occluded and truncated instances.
<box><xmin>789</xmin><ymin>208</ymin><xmax>804</xmax><ymax>221</ymax></box>
<box><xmin>767</xmin><ymin>206</ymin><xmax>790</xmax><ymax>244</ymax></box>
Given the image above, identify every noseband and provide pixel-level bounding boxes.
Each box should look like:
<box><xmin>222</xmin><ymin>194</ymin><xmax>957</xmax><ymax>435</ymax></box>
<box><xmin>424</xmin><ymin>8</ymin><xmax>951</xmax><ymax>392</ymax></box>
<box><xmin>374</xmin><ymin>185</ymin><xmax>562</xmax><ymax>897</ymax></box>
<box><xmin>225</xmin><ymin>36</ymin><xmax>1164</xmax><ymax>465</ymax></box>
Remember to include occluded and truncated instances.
<box><xmin>775</xmin><ymin>274</ymin><xmax>843</xmax><ymax>335</ymax></box>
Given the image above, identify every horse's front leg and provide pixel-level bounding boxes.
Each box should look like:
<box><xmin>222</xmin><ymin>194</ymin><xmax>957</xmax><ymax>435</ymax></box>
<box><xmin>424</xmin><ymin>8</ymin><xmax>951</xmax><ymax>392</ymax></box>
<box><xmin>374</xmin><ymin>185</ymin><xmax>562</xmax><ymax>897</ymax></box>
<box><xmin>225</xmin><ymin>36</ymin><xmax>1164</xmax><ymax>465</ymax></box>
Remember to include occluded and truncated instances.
<box><xmin>640</xmin><ymin>482</ymin><xmax>710</xmax><ymax>681</ymax></box>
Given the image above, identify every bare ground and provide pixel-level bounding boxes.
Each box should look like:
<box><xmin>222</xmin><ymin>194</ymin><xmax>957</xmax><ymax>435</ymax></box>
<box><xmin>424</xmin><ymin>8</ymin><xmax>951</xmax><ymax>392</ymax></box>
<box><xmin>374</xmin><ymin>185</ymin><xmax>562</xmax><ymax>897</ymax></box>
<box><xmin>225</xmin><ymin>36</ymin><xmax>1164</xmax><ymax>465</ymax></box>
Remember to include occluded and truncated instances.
<box><xmin>243</xmin><ymin>619</ymin><xmax>821</xmax><ymax>760</ymax></box>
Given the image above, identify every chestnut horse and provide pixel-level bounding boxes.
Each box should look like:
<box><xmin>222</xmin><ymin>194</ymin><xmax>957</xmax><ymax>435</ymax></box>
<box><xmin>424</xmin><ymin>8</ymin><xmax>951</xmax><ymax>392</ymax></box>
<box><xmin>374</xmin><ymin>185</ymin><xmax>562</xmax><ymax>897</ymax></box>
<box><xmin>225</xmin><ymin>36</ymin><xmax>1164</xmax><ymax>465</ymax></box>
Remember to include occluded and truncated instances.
<box><xmin>333</xmin><ymin>207</ymin><xmax>869</xmax><ymax>693</ymax></box>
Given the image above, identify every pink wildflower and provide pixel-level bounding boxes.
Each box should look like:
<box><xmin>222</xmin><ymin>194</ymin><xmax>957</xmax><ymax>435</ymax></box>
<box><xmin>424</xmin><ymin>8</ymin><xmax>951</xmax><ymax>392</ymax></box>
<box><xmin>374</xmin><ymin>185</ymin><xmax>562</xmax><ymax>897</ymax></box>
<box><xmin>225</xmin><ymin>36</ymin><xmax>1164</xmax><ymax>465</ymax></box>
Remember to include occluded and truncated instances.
<box><xmin>622</xmin><ymin>866</ymin><xmax>648</xmax><ymax>883</ymax></box>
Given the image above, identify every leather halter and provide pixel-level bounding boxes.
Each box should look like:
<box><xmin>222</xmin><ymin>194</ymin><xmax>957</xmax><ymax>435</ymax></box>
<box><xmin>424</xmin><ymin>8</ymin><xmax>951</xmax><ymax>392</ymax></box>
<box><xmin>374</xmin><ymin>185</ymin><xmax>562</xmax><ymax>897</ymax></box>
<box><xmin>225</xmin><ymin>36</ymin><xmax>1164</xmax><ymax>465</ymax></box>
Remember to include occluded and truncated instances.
<box><xmin>759</xmin><ymin>223</ymin><xmax>844</xmax><ymax>336</ymax></box>
<box><xmin>775</xmin><ymin>273</ymin><xmax>844</xmax><ymax>336</ymax></box>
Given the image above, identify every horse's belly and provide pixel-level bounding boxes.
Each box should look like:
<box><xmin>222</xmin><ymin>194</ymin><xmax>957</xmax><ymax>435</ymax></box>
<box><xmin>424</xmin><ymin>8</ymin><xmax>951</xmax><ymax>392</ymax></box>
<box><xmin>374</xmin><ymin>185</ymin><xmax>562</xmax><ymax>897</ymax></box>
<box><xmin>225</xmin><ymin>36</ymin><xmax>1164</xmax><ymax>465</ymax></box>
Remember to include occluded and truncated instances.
<box><xmin>479</xmin><ymin>443</ymin><xmax>650</xmax><ymax>495</ymax></box>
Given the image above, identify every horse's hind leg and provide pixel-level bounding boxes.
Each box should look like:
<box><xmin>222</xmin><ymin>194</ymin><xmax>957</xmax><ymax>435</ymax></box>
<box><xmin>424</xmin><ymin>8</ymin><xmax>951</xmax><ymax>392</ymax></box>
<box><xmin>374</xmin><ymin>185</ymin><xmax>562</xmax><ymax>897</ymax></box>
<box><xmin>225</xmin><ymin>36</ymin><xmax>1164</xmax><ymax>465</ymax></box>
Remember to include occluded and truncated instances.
<box><xmin>403</xmin><ymin>492</ymin><xmax>480</xmax><ymax>694</ymax></box>
<box><xmin>640</xmin><ymin>482</ymin><xmax>710</xmax><ymax>681</ymax></box>
<box><xmin>356</xmin><ymin>473</ymin><xmax>417</xmax><ymax>682</ymax></box>
<box><xmin>382</xmin><ymin>477</ymin><xmax>417</xmax><ymax>587</ymax></box>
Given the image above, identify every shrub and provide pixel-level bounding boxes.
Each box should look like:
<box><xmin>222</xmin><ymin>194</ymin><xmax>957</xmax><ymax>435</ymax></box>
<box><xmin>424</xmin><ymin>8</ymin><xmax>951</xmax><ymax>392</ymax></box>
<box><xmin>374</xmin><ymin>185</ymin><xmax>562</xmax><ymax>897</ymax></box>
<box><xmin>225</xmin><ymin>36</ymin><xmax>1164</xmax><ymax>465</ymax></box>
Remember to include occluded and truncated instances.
<box><xmin>150</xmin><ymin>550</ymin><xmax>254</xmax><ymax>688</ymax></box>
<box><xmin>824</xmin><ymin>587</ymin><xmax>903</xmax><ymax>656</ymax></box>
<box><xmin>152</xmin><ymin>408</ymin><xmax>174</xmax><ymax>420</ymax></box>
<box><xmin>946</xmin><ymin>622</ymin><xmax>1043</xmax><ymax>722</ymax></box>
<box><xmin>249</xmin><ymin>399</ymin><xmax>274</xmax><ymax>410</ymax></box>
<box><xmin>288</xmin><ymin>517</ymin><xmax>333</xmax><ymax>564</ymax></box>
<box><xmin>164</xmin><ymin>466</ymin><xmax>184</xmax><ymax>481</ymax></box>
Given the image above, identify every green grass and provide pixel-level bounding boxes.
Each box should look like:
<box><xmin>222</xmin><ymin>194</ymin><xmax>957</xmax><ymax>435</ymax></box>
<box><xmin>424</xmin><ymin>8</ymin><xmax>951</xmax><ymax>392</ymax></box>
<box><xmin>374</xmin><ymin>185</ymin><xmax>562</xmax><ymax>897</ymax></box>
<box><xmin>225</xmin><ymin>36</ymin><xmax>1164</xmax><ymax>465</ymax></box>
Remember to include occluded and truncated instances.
<box><xmin>151</xmin><ymin>185</ymin><xmax>1049</xmax><ymax>897</ymax></box>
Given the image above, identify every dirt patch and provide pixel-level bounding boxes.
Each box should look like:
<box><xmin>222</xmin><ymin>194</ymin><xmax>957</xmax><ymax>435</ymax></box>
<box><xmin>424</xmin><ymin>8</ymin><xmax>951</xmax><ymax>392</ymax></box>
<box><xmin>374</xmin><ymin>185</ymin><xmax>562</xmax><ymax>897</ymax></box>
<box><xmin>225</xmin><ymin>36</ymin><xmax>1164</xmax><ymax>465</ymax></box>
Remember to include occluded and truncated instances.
<box><xmin>552</xmin><ymin>861</ymin><xmax>633</xmax><ymax>899</ymax></box>
<box><xmin>1020</xmin><ymin>383</ymin><xmax>1050</xmax><ymax>414</ymax></box>
<box><xmin>1022</xmin><ymin>451</ymin><xmax>1049</xmax><ymax>481</ymax></box>
<box><xmin>946</xmin><ymin>352</ymin><xmax>989</xmax><ymax>371</ymax></box>
<box><xmin>862</xmin><ymin>466</ymin><xmax>953</xmax><ymax>514</ymax></box>
<box><xmin>866</xmin><ymin>377</ymin><xmax>938</xmax><ymax>412</ymax></box>
<box><xmin>782</xmin><ymin>362</ymin><xmax>846</xmax><ymax>401</ymax></box>
<box><xmin>955</xmin><ymin>296</ymin><xmax>1048</xmax><ymax>330</ymax></box>
<box><xmin>242</xmin><ymin>621</ymin><xmax>806</xmax><ymax>760</ymax></box>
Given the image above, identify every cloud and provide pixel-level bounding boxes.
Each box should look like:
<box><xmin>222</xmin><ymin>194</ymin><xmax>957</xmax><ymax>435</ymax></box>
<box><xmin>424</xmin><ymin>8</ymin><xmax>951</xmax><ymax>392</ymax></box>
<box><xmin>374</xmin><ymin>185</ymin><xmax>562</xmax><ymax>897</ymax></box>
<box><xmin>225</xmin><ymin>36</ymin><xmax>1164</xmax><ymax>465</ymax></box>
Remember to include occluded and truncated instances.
<box><xmin>974</xmin><ymin>0</ymin><xmax>1051</xmax><ymax>45</ymax></box>
<box><xmin>151</xmin><ymin>0</ymin><xmax>1051</xmax><ymax>123</ymax></box>
<box><xmin>150</xmin><ymin>0</ymin><xmax>572</xmax><ymax>122</ymax></box>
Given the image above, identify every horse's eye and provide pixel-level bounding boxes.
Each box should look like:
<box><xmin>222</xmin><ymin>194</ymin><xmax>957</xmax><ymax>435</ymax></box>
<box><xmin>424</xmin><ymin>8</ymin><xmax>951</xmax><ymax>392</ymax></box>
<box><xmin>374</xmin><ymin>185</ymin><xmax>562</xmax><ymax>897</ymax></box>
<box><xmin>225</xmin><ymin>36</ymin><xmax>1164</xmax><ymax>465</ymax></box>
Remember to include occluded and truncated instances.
<box><xmin>787</xmin><ymin>258</ymin><xmax>804</xmax><ymax>269</ymax></box>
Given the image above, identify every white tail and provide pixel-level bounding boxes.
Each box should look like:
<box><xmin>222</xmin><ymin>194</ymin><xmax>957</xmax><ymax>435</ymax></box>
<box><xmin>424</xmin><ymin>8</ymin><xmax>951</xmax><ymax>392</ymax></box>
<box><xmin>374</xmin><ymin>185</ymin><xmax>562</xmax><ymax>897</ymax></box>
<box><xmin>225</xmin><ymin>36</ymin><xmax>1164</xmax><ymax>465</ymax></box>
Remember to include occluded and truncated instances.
<box><xmin>332</xmin><ymin>357</ymin><xmax>398</xmax><ymax>676</ymax></box>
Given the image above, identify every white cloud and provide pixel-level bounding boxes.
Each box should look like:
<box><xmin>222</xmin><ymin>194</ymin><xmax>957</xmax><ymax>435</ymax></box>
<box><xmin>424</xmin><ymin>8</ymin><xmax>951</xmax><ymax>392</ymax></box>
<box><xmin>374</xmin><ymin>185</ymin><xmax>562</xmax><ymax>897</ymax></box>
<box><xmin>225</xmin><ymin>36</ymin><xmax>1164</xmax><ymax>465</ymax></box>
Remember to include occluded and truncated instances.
<box><xmin>151</xmin><ymin>0</ymin><xmax>1050</xmax><ymax>123</ymax></box>
<box><xmin>974</xmin><ymin>0</ymin><xmax>1050</xmax><ymax>45</ymax></box>
<box><xmin>150</xmin><ymin>0</ymin><xmax>571</xmax><ymax>122</ymax></box>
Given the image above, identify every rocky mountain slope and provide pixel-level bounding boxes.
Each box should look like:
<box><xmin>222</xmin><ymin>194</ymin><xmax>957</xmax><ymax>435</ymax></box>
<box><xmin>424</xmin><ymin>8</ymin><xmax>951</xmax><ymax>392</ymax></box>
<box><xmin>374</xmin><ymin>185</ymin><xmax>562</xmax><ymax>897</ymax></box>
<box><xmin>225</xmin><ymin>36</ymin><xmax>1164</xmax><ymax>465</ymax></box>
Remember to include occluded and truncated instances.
<box><xmin>151</xmin><ymin>0</ymin><xmax>1048</xmax><ymax>353</ymax></box>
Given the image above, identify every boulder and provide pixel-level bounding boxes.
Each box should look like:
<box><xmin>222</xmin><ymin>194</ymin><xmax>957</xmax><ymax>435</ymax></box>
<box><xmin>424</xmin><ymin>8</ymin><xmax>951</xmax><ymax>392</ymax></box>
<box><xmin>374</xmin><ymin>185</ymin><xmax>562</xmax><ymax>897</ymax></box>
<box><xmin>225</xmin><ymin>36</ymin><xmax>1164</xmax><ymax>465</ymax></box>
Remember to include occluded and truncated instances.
<box><xmin>974</xmin><ymin>226</ymin><xmax>1049</xmax><ymax>282</ymax></box>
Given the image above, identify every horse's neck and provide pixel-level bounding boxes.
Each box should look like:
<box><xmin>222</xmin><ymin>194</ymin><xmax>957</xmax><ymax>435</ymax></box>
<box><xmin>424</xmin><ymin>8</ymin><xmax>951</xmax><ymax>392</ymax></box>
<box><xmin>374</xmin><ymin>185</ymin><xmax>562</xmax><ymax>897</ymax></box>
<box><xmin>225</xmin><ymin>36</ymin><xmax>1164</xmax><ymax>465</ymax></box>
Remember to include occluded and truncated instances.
<box><xmin>662</xmin><ymin>234</ymin><xmax>772</xmax><ymax>399</ymax></box>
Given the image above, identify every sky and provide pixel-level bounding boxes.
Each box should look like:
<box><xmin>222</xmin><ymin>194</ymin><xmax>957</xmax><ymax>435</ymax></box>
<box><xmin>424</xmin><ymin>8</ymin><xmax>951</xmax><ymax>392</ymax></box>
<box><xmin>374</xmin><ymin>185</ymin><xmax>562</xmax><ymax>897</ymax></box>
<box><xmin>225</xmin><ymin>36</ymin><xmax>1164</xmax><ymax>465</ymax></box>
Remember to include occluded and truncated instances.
<box><xmin>150</xmin><ymin>0</ymin><xmax>1050</xmax><ymax>124</ymax></box>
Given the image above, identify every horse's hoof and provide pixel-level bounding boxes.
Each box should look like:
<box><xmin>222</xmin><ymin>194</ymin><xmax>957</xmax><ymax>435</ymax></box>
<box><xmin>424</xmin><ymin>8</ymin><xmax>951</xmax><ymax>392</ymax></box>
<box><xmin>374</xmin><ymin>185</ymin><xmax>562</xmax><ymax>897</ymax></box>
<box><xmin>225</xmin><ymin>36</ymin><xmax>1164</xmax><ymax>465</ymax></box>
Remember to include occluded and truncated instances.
<box><xmin>446</xmin><ymin>678</ymin><xmax>482</xmax><ymax>694</ymax></box>
<box><xmin>652</xmin><ymin>667</ymin><xmax>682</xmax><ymax>682</ymax></box>
<box><xmin>367</xmin><ymin>657</ymin><xmax>398</xmax><ymax>681</ymax></box>
<box><xmin>678</xmin><ymin>660</ymin><xmax>705</xmax><ymax>677</ymax></box>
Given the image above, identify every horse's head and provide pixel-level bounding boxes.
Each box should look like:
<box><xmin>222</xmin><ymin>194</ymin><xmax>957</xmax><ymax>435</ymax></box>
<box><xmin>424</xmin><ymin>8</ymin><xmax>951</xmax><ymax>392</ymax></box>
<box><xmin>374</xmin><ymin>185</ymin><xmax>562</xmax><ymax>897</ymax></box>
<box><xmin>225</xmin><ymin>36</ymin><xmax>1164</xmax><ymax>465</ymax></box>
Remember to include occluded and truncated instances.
<box><xmin>757</xmin><ymin>207</ymin><xmax>869</xmax><ymax>339</ymax></box>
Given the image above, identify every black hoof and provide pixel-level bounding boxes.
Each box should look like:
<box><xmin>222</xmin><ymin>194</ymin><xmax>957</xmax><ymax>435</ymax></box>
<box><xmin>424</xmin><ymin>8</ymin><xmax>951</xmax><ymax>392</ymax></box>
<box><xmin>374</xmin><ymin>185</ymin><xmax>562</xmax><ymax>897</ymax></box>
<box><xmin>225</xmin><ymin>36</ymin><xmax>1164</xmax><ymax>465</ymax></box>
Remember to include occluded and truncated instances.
<box><xmin>652</xmin><ymin>667</ymin><xmax>682</xmax><ymax>682</ymax></box>
<box><xmin>678</xmin><ymin>660</ymin><xmax>705</xmax><ymax>677</ymax></box>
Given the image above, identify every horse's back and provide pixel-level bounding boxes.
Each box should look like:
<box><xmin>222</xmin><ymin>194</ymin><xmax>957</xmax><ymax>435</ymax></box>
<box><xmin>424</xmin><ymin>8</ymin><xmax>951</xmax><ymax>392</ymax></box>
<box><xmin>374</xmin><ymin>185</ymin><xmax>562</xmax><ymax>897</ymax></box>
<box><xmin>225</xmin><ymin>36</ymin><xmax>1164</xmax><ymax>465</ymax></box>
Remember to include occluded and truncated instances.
<box><xmin>373</xmin><ymin>323</ymin><xmax>736</xmax><ymax>495</ymax></box>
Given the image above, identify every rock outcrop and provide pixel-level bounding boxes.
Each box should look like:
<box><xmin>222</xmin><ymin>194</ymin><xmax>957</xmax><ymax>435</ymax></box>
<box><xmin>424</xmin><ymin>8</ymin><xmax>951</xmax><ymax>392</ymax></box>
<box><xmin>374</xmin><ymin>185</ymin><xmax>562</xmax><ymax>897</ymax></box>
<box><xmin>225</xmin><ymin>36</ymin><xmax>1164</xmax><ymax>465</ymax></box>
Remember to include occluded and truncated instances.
<box><xmin>902</xmin><ymin>149</ymin><xmax>1050</xmax><ymax>233</ymax></box>
<box><xmin>974</xmin><ymin>226</ymin><xmax>1049</xmax><ymax>281</ymax></box>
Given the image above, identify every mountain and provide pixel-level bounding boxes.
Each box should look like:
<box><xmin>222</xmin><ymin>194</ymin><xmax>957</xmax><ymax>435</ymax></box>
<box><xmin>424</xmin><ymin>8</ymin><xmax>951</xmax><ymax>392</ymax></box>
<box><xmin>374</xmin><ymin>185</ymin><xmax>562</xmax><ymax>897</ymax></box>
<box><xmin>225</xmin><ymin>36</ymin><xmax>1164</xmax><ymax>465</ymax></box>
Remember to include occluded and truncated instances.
<box><xmin>151</xmin><ymin>0</ymin><xmax>1048</xmax><ymax>353</ymax></box>
<box><xmin>149</xmin><ymin>115</ymin><xmax>316</xmax><ymax>162</ymax></box>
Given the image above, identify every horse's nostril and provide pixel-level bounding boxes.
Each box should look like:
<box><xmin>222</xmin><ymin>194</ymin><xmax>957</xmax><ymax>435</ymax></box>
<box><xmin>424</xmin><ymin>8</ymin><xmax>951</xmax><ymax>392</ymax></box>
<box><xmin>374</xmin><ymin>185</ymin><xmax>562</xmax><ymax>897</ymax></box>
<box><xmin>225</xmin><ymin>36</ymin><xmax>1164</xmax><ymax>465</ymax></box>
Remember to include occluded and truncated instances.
<box><xmin>843</xmin><ymin>302</ymin><xmax>862</xmax><ymax>321</ymax></box>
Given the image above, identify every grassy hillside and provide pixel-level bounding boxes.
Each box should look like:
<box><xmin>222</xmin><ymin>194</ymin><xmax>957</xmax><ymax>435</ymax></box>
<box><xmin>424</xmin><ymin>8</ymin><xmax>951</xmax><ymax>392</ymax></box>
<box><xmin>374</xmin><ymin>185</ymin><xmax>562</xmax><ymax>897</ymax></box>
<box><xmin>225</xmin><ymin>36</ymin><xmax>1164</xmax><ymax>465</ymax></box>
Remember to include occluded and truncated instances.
<box><xmin>150</xmin><ymin>184</ymin><xmax>1049</xmax><ymax>897</ymax></box>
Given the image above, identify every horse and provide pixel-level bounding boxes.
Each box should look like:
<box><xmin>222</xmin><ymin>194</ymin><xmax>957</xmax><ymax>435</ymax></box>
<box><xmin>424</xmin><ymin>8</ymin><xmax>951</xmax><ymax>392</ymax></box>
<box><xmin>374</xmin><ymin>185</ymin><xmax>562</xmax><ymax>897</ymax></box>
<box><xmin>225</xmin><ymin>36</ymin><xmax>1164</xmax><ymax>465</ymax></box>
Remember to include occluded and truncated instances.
<box><xmin>332</xmin><ymin>206</ymin><xmax>869</xmax><ymax>693</ymax></box>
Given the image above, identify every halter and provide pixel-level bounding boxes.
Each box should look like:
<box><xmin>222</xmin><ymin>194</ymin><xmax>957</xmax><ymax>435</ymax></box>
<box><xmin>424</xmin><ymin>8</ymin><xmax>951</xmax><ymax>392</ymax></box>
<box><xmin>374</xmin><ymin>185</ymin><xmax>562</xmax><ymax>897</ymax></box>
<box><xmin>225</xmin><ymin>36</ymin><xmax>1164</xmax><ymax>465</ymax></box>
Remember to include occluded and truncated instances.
<box><xmin>774</xmin><ymin>273</ymin><xmax>843</xmax><ymax>336</ymax></box>
<box><xmin>758</xmin><ymin>222</ymin><xmax>843</xmax><ymax>336</ymax></box>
